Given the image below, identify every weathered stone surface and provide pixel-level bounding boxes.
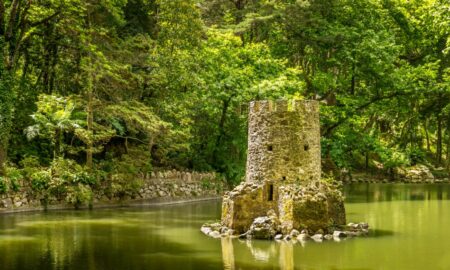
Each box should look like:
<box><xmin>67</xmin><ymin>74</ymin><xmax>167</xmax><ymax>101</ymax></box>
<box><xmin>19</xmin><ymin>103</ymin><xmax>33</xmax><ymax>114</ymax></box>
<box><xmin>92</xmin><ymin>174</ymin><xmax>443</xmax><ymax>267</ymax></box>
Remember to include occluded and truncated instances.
<box><xmin>0</xmin><ymin>198</ymin><xmax>13</xmax><ymax>208</ymax></box>
<box><xmin>297</xmin><ymin>233</ymin><xmax>309</xmax><ymax>241</ymax></box>
<box><xmin>209</xmin><ymin>231</ymin><xmax>221</xmax><ymax>238</ymax></box>
<box><xmin>221</xmin><ymin>100</ymin><xmax>346</xmax><ymax>235</ymax></box>
<box><xmin>0</xmin><ymin>170</ymin><xmax>223</xmax><ymax>212</ymax></box>
<box><xmin>333</xmin><ymin>231</ymin><xmax>347</xmax><ymax>238</ymax></box>
<box><xmin>394</xmin><ymin>165</ymin><xmax>435</xmax><ymax>182</ymax></box>
<box><xmin>311</xmin><ymin>234</ymin><xmax>323</xmax><ymax>242</ymax></box>
<box><xmin>248</xmin><ymin>216</ymin><xmax>279</xmax><ymax>239</ymax></box>
<box><xmin>245</xmin><ymin>100</ymin><xmax>321</xmax><ymax>185</ymax></box>
<box><xmin>201</xmin><ymin>226</ymin><xmax>212</xmax><ymax>235</ymax></box>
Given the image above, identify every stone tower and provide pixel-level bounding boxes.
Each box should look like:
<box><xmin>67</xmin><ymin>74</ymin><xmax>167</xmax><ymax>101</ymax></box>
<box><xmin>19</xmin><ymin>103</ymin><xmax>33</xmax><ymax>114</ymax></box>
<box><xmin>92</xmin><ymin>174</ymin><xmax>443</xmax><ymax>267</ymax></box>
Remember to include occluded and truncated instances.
<box><xmin>245</xmin><ymin>100</ymin><xmax>321</xmax><ymax>186</ymax></box>
<box><xmin>221</xmin><ymin>100</ymin><xmax>345</xmax><ymax>236</ymax></box>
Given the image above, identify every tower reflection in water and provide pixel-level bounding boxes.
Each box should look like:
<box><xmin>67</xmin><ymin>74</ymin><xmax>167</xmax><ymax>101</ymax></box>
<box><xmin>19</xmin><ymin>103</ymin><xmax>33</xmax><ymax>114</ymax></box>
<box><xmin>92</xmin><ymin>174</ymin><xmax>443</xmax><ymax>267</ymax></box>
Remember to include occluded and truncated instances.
<box><xmin>221</xmin><ymin>237</ymin><xmax>296</xmax><ymax>270</ymax></box>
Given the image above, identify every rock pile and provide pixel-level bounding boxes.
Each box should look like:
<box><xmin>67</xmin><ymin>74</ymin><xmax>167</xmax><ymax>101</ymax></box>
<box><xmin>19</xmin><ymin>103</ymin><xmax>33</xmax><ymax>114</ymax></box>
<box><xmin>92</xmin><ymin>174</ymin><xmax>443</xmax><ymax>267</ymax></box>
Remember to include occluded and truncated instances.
<box><xmin>394</xmin><ymin>165</ymin><xmax>435</xmax><ymax>182</ymax></box>
<box><xmin>201</xmin><ymin>218</ymin><xmax>369</xmax><ymax>242</ymax></box>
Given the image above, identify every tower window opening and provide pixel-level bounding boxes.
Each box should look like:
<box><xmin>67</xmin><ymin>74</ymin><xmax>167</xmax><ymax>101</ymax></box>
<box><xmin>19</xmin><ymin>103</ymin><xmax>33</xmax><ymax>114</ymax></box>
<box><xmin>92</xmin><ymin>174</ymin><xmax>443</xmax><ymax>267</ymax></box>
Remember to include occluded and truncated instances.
<box><xmin>268</xmin><ymin>184</ymin><xmax>274</xmax><ymax>201</ymax></box>
<box><xmin>304</xmin><ymin>144</ymin><xmax>309</xmax><ymax>151</ymax></box>
<box><xmin>282</xmin><ymin>176</ymin><xmax>286</xmax><ymax>181</ymax></box>
<box><xmin>268</xmin><ymin>145</ymin><xmax>273</xmax><ymax>151</ymax></box>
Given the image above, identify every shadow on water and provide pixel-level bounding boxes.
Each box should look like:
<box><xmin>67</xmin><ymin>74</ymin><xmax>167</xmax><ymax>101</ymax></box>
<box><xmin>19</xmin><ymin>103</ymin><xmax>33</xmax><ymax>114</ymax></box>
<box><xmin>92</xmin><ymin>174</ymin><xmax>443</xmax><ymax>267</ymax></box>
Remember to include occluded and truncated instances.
<box><xmin>368</xmin><ymin>229</ymin><xmax>394</xmax><ymax>238</ymax></box>
<box><xmin>344</xmin><ymin>183</ymin><xmax>450</xmax><ymax>203</ymax></box>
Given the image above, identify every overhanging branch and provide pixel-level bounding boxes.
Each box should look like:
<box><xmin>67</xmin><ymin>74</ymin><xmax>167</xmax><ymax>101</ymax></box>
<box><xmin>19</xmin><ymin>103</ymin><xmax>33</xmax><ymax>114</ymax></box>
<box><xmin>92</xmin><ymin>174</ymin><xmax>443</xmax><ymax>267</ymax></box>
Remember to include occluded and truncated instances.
<box><xmin>322</xmin><ymin>92</ymin><xmax>406</xmax><ymax>137</ymax></box>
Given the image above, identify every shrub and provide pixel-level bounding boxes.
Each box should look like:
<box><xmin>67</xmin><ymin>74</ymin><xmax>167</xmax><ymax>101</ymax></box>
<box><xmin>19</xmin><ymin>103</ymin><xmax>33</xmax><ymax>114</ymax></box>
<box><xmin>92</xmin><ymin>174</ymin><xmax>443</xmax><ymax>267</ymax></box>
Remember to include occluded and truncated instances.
<box><xmin>50</xmin><ymin>158</ymin><xmax>98</xmax><ymax>186</ymax></box>
<box><xmin>108</xmin><ymin>175</ymin><xmax>143</xmax><ymax>199</ymax></box>
<box><xmin>66</xmin><ymin>184</ymin><xmax>93</xmax><ymax>209</ymax></box>
<box><xmin>20</xmin><ymin>156</ymin><xmax>41</xmax><ymax>178</ymax></box>
<box><xmin>6</xmin><ymin>167</ymin><xmax>23</xmax><ymax>192</ymax></box>
<box><xmin>30</xmin><ymin>170</ymin><xmax>51</xmax><ymax>191</ymax></box>
<box><xmin>0</xmin><ymin>177</ymin><xmax>9</xmax><ymax>194</ymax></box>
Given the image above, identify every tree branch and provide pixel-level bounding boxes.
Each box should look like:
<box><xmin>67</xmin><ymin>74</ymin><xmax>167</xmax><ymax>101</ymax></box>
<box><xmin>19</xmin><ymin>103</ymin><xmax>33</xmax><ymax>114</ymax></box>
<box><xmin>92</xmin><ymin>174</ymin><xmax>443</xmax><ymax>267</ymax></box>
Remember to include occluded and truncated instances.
<box><xmin>30</xmin><ymin>10</ymin><xmax>61</xmax><ymax>27</ymax></box>
<box><xmin>5</xmin><ymin>0</ymin><xmax>20</xmax><ymax>42</ymax></box>
<box><xmin>0</xmin><ymin>0</ymin><xmax>5</xmax><ymax>36</ymax></box>
<box><xmin>323</xmin><ymin>92</ymin><xmax>405</xmax><ymax>137</ymax></box>
<box><xmin>113</xmin><ymin>135</ymin><xmax>147</xmax><ymax>145</ymax></box>
<box><xmin>10</xmin><ymin>0</ymin><xmax>32</xmax><ymax>68</ymax></box>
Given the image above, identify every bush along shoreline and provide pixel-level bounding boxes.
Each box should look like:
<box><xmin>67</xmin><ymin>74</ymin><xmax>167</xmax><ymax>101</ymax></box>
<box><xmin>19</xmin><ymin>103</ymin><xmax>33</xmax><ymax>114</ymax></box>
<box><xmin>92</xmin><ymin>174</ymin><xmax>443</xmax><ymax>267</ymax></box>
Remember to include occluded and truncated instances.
<box><xmin>0</xmin><ymin>157</ymin><xmax>224</xmax><ymax>212</ymax></box>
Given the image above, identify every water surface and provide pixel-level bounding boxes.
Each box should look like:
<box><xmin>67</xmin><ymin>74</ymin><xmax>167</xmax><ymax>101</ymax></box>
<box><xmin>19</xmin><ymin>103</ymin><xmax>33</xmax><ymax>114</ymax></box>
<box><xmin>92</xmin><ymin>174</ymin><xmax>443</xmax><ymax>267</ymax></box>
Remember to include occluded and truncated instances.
<box><xmin>1</xmin><ymin>183</ymin><xmax>450</xmax><ymax>269</ymax></box>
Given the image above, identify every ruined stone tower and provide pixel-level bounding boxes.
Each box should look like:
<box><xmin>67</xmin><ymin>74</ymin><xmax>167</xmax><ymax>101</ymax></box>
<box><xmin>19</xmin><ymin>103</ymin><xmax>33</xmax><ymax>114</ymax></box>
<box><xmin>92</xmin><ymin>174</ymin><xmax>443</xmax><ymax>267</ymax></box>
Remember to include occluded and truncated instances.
<box><xmin>221</xmin><ymin>100</ymin><xmax>345</xmax><ymax>236</ymax></box>
<box><xmin>245</xmin><ymin>100</ymin><xmax>321</xmax><ymax>186</ymax></box>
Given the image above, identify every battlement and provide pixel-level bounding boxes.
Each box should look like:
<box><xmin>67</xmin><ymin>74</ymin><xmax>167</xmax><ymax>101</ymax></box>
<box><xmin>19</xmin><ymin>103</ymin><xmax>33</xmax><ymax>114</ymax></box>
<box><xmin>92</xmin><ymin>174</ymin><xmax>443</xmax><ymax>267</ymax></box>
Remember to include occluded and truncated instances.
<box><xmin>249</xmin><ymin>99</ymin><xmax>318</xmax><ymax>114</ymax></box>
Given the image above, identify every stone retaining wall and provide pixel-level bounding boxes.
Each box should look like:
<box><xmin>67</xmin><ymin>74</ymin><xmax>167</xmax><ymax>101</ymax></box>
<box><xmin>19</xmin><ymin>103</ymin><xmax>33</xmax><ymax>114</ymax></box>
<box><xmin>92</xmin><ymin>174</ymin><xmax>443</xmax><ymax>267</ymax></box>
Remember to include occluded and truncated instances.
<box><xmin>341</xmin><ymin>165</ymin><xmax>449</xmax><ymax>184</ymax></box>
<box><xmin>0</xmin><ymin>170</ymin><xmax>224</xmax><ymax>212</ymax></box>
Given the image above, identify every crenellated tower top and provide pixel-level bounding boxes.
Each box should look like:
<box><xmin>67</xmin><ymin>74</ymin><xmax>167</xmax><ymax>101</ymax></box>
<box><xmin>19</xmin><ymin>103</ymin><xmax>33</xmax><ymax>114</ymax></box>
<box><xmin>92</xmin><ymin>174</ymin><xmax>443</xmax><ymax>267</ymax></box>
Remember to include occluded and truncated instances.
<box><xmin>245</xmin><ymin>99</ymin><xmax>321</xmax><ymax>185</ymax></box>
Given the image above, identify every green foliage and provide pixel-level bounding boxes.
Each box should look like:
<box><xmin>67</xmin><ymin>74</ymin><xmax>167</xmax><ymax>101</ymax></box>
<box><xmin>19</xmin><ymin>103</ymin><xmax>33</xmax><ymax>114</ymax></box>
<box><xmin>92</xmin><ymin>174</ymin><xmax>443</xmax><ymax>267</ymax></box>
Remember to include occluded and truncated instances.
<box><xmin>5</xmin><ymin>167</ymin><xmax>23</xmax><ymax>192</ymax></box>
<box><xmin>100</xmin><ymin>152</ymin><xmax>147</xmax><ymax>198</ymax></box>
<box><xmin>50</xmin><ymin>158</ymin><xmax>98</xmax><ymax>186</ymax></box>
<box><xmin>24</xmin><ymin>158</ymin><xmax>98</xmax><ymax>207</ymax></box>
<box><xmin>201</xmin><ymin>179</ymin><xmax>213</xmax><ymax>190</ymax></box>
<box><xmin>65</xmin><ymin>184</ymin><xmax>93</xmax><ymax>209</ymax></box>
<box><xmin>30</xmin><ymin>170</ymin><xmax>51</xmax><ymax>192</ymax></box>
<box><xmin>406</xmin><ymin>148</ymin><xmax>426</xmax><ymax>166</ymax></box>
<box><xmin>0</xmin><ymin>177</ymin><xmax>9</xmax><ymax>194</ymax></box>
<box><xmin>1</xmin><ymin>0</ymin><xmax>450</xmax><ymax>186</ymax></box>
<box><xmin>20</xmin><ymin>156</ymin><xmax>41</xmax><ymax>179</ymax></box>
<box><xmin>25</xmin><ymin>95</ymin><xmax>83</xmax><ymax>158</ymax></box>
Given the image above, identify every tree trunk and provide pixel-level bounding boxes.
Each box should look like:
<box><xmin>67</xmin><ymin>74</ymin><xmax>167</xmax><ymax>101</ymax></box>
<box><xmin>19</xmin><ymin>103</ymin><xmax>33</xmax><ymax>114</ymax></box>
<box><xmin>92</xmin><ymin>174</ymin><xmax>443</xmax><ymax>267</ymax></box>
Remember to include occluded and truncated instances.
<box><xmin>86</xmin><ymin>89</ymin><xmax>93</xmax><ymax>170</ymax></box>
<box><xmin>212</xmin><ymin>96</ymin><xmax>233</xmax><ymax>165</ymax></box>
<box><xmin>0</xmin><ymin>68</ymin><xmax>14</xmax><ymax>176</ymax></box>
<box><xmin>365</xmin><ymin>151</ymin><xmax>369</xmax><ymax>173</ymax></box>
<box><xmin>0</xmin><ymin>144</ymin><xmax>7</xmax><ymax>175</ymax></box>
<box><xmin>445</xmin><ymin>127</ymin><xmax>450</xmax><ymax>170</ymax></box>
<box><xmin>350</xmin><ymin>58</ymin><xmax>356</xmax><ymax>95</ymax></box>
<box><xmin>446</xmin><ymin>128</ymin><xmax>450</xmax><ymax>170</ymax></box>
<box><xmin>424</xmin><ymin>119</ymin><xmax>431</xmax><ymax>152</ymax></box>
<box><xmin>437</xmin><ymin>115</ymin><xmax>443</xmax><ymax>165</ymax></box>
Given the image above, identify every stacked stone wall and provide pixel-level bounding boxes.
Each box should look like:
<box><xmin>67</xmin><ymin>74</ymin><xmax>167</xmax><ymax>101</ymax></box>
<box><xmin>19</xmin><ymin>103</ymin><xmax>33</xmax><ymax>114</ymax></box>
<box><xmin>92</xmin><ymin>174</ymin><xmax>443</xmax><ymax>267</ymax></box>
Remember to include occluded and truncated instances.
<box><xmin>0</xmin><ymin>170</ymin><xmax>223</xmax><ymax>212</ymax></box>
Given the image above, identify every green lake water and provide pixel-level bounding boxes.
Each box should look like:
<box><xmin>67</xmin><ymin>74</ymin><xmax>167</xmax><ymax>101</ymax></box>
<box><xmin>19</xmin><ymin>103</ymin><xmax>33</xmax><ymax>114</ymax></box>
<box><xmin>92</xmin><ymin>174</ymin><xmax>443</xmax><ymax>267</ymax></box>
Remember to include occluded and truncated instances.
<box><xmin>1</xmin><ymin>183</ymin><xmax>450</xmax><ymax>270</ymax></box>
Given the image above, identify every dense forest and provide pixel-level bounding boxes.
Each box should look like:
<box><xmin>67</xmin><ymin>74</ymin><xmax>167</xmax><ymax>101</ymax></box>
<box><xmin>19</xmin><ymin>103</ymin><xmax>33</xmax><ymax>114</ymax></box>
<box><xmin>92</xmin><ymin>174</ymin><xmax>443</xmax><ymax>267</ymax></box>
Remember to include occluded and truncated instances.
<box><xmin>0</xmin><ymin>0</ymin><xmax>449</xmax><ymax>196</ymax></box>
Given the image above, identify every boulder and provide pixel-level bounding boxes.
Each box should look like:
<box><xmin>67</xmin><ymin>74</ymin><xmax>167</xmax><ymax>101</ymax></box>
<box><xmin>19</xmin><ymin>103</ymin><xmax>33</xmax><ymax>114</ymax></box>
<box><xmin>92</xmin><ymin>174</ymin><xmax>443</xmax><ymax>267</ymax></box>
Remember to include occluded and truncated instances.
<box><xmin>311</xmin><ymin>234</ymin><xmax>323</xmax><ymax>242</ymax></box>
<box><xmin>208</xmin><ymin>231</ymin><xmax>221</xmax><ymax>238</ymax></box>
<box><xmin>201</xmin><ymin>226</ymin><xmax>212</xmax><ymax>235</ymax></box>
<box><xmin>248</xmin><ymin>216</ymin><xmax>279</xmax><ymax>239</ymax></box>
<box><xmin>394</xmin><ymin>165</ymin><xmax>434</xmax><ymax>182</ymax></box>
<box><xmin>297</xmin><ymin>233</ymin><xmax>309</xmax><ymax>241</ymax></box>
<box><xmin>274</xmin><ymin>234</ymin><xmax>283</xmax><ymax>240</ymax></box>
<box><xmin>333</xmin><ymin>231</ymin><xmax>347</xmax><ymax>238</ymax></box>
<box><xmin>290</xmin><ymin>229</ymin><xmax>300</xmax><ymax>237</ymax></box>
